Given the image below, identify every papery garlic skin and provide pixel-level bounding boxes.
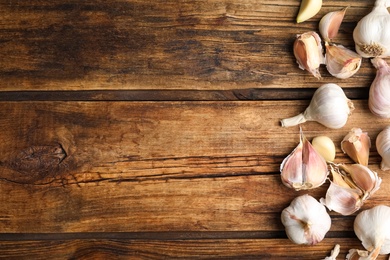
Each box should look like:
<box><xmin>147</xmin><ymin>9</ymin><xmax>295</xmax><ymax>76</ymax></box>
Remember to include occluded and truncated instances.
<box><xmin>281</xmin><ymin>194</ymin><xmax>331</xmax><ymax>245</ymax></box>
<box><xmin>293</xmin><ymin>31</ymin><xmax>324</xmax><ymax>79</ymax></box>
<box><xmin>341</xmin><ymin>128</ymin><xmax>371</xmax><ymax>166</ymax></box>
<box><xmin>353</xmin><ymin>0</ymin><xmax>390</xmax><ymax>58</ymax></box>
<box><xmin>280</xmin><ymin>129</ymin><xmax>328</xmax><ymax>190</ymax></box>
<box><xmin>281</xmin><ymin>83</ymin><xmax>355</xmax><ymax>129</ymax></box>
<box><xmin>325</xmin><ymin>43</ymin><xmax>362</xmax><ymax>79</ymax></box>
<box><xmin>323</xmin><ymin>244</ymin><xmax>340</xmax><ymax>260</ymax></box>
<box><xmin>369</xmin><ymin>58</ymin><xmax>390</xmax><ymax>118</ymax></box>
<box><xmin>376</xmin><ymin>126</ymin><xmax>390</xmax><ymax>170</ymax></box>
<box><xmin>354</xmin><ymin>205</ymin><xmax>390</xmax><ymax>257</ymax></box>
<box><xmin>319</xmin><ymin>7</ymin><xmax>348</xmax><ymax>43</ymax></box>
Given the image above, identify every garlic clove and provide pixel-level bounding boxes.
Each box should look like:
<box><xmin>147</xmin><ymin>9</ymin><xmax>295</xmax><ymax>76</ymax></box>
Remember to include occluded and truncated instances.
<box><xmin>376</xmin><ymin>126</ymin><xmax>390</xmax><ymax>171</ymax></box>
<box><xmin>325</xmin><ymin>43</ymin><xmax>362</xmax><ymax>79</ymax></box>
<box><xmin>341</xmin><ymin>128</ymin><xmax>371</xmax><ymax>166</ymax></box>
<box><xmin>312</xmin><ymin>135</ymin><xmax>336</xmax><ymax>162</ymax></box>
<box><xmin>296</xmin><ymin>0</ymin><xmax>323</xmax><ymax>23</ymax></box>
<box><xmin>293</xmin><ymin>31</ymin><xmax>325</xmax><ymax>79</ymax></box>
<box><xmin>368</xmin><ymin>58</ymin><xmax>390</xmax><ymax>118</ymax></box>
<box><xmin>319</xmin><ymin>7</ymin><xmax>348</xmax><ymax>42</ymax></box>
<box><xmin>281</xmin><ymin>83</ymin><xmax>355</xmax><ymax>129</ymax></box>
<box><xmin>339</xmin><ymin>164</ymin><xmax>382</xmax><ymax>198</ymax></box>
<box><xmin>280</xmin><ymin>129</ymin><xmax>328</xmax><ymax>190</ymax></box>
<box><xmin>320</xmin><ymin>166</ymin><xmax>363</xmax><ymax>216</ymax></box>
<box><xmin>281</xmin><ymin>194</ymin><xmax>331</xmax><ymax>245</ymax></box>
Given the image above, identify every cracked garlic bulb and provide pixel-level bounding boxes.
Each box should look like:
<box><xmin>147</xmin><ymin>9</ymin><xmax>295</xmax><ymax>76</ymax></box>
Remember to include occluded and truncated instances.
<box><xmin>281</xmin><ymin>194</ymin><xmax>331</xmax><ymax>245</ymax></box>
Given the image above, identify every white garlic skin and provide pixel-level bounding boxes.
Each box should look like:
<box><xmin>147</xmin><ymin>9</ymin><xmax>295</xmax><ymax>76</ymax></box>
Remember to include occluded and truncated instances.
<box><xmin>281</xmin><ymin>194</ymin><xmax>331</xmax><ymax>245</ymax></box>
<box><xmin>376</xmin><ymin>126</ymin><xmax>390</xmax><ymax>170</ymax></box>
<box><xmin>369</xmin><ymin>58</ymin><xmax>390</xmax><ymax>118</ymax></box>
<box><xmin>353</xmin><ymin>0</ymin><xmax>390</xmax><ymax>58</ymax></box>
<box><xmin>354</xmin><ymin>205</ymin><xmax>390</xmax><ymax>255</ymax></box>
<box><xmin>280</xmin><ymin>83</ymin><xmax>354</xmax><ymax>129</ymax></box>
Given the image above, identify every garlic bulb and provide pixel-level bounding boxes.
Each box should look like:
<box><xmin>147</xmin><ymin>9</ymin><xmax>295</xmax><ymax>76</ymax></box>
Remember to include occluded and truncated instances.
<box><xmin>280</xmin><ymin>83</ymin><xmax>355</xmax><ymax>129</ymax></box>
<box><xmin>325</xmin><ymin>43</ymin><xmax>362</xmax><ymax>79</ymax></box>
<box><xmin>353</xmin><ymin>0</ymin><xmax>390</xmax><ymax>58</ymax></box>
<box><xmin>280</xmin><ymin>128</ymin><xmax>328</xmax><ymax>191</ymax></box>
<box><xmin>319</xmin><ymin>7</ymin><xmax>348</xmax><ymax>43</ymax></box>
<box><xmin>293</xmin><ymin>31</ymin><xmax>325</xmax><ymax>79</ymax></box>
<box><xmin>320</xmin><ymin>163</ymin><xmax>381</xmax><ymax>215</ymax></box>
<box><xmin>281</xmin><ymin>194</ymin><xmax>331</xmax><ymax>245</ymax></box>
<box><xmin>341</xmin><ymin>128</ymin><xmax>371</xmax><ymax>166</ymax></box>
<box><xmin>376</xmin><ymin>126</ymin><xmax>390</xmax><ymax>170</ymax></box>
<box><xmin>312</xmin><ymin>135</ymin><xmax>336</xmax><ymax>162</ymax></box>
<box><xmin>352</xmin><ymin>205</ymin><xmax>390</xmax><ymax>259</ymax></box>
<box><xmin>369</xmin><ymin>58</ymin><xmax>390</xmax><ymax>118</ymax></box>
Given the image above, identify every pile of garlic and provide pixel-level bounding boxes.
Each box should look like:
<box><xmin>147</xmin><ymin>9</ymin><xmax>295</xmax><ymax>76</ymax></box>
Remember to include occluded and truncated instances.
<box><xmin>280</xmin><ymin>128</ymin><xmax>383</xmax><ymax>253</ymax></box>
<box><xmin>293</xmin><ymin>7</ymin><xmax>362</xmax><ymax>79</ymax></box>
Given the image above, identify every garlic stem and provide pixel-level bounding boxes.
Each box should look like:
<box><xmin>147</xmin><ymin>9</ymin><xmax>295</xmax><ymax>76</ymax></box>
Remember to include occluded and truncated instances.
<box><xmin>280</xmin><ymin>113</ymin><xmax>307</xmax><ymax>127</ymax></box>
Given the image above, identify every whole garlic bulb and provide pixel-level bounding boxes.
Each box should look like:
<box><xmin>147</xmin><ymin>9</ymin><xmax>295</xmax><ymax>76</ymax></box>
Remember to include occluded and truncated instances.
<box><xmin>280</xmin><ymin>83</ymin><xmax>355</xmax><ymax>129</ymax></box>
<box><xmin>353</xmin><ymin>0</ymin><xmax>390</xmax><ymax>58</ymax></box>
<box><xmin>376</xmin><ymin>126</ymin><xmax>390</xmax><ymax>170</ymax></box>
<box><xmin>369</xmin><ymin>58</ymin><xmax>390</xmax><ymax>118</ymax></box>
<box><xmin>281</xmin><ymin>194</ymin><xmax>331</xmax><ymax>245</ymax></box>
<box><xmin>353</xmin><ymin>205</ymin><xmax>390</xmax><ymax>259</ymax></box>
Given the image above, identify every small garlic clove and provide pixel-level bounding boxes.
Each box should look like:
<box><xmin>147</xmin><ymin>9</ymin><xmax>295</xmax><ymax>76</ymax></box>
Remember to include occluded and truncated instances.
<box><xmin>281</xmin><ymin>194</ymin><xmax>331</xmax><ymax>245</ymax></box>
<box><xmin>296</xmin><ymin>0</ymin><xmax>323</xmax><ymax>23</ymax></box>
<box><xmin>293</xmin><ymin>31</ymin><xmax>325</xmax><ymax>79</ymax></box>
<box><xmin>325</xmin><ymin>43</ymin><xmax>362</xmax><ymax>79</ymax></box>
<box><xmin>312</xmin><ymin>135</ymin><xmax>336</xmax><ymax>162</ymax></box>
<box><xmin>280</xmin><ymin>129</ymin><xmax>328</xmax><ymax>190</ymax></box>
<box><xmin>339</xmin><ymin>164</ymin><xmax>382</xmax><ymax>198</ymax></box>
<box><xmin>320</xmin><ymin>166</ymin><xmax>363</xmax><ymax>215</ymax></box>
<box><xmin>319</xmin><ymin>7</ymin><xmax>348</xmax><ymax>42</ymax></box>
<box><xmin>341</xmin><ymin>128</ymin><xmax>371</xmax><ymax>166</ymax></box>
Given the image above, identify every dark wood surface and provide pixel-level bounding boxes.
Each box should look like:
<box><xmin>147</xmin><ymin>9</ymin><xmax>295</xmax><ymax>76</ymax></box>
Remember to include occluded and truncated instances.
<box><xmin>1</xmin><ymin>0</ymin><xmax>389</xmax><ymax>259</ymax></box>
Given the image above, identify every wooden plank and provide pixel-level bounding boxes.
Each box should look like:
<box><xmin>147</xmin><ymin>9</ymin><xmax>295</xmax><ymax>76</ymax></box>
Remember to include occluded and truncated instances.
<box><xmin>0</xmin><ymin>0</ymin><xmax>376</xmax><ymax>91</ymax></box>
<box><xmin>0</xmin><ymin>238</ymin><xmax>388</xmax><ymax>259</ymax></box>
<box><xmin>0</xmin><ymin>100</ymin><xmax>389</xmax><ymax>233</ymax></box>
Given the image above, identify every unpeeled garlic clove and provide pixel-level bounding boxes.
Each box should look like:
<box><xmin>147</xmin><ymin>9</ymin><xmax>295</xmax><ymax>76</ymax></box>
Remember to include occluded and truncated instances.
<box><xmin>320</xmin><ymin>163</ymin><xmax>381</xmax><ymax>215</ymax></box>
<box><xmin>319</xmin><ymin>7</ymin><xmax>348</xmax><ymax>42</ymax></box>
<box><xmin>341</xmin><ymin>128</ymin><xmax>371</xmax><ymax>166</ymax></box>
<box><xmin>280</xmin><ymin>128</ymin><xmax>328</xmax><ymax>191</ymax></box>
<box><xmin>368</xmin><ymin>58</ymin><xmax>390</xmax><ymax>118</ymax></box>
<box><xmin>325</xmin><ymin>43</ymin><xmax>362</xmax><ymax>79</ymax></box>
<box><xmin>376</xmin><ymin>126</ymin><xmax>390</xmax><ymax>171</ymax></box>
<box><xmin>281</xmin><ymin>194</ymin><xmax>331</xmax><ymax>245</ymax></box>
<box><xmin>293</xmin><ymin>31</ymin><xmax>325</xmax><ymax>79</ymax></box>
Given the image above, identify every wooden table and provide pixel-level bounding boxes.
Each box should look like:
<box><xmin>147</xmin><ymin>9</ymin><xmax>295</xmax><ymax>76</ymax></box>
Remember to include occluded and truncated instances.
<box><xmin>1</xmin><ymin>0</ymin><xmax>389</xmax><ymax>259</ymax></box>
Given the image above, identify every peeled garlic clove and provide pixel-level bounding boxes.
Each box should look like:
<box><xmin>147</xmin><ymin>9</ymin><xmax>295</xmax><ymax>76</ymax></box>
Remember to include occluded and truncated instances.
<box><xmin>281</xmin><ymin>83</ymin><xmax>355</xmax><ymax>129</ymax></box>
<box><xmin>319</xmin><ymin>7</ymin><xmax>348</xmax><ymax>42</ymax></box>
<box><xmin>368</xmin><ymin>58</ymin><xmax>390</xmax><ymax>118</ymax></box>
<box><xmin>320</xmin><ymin>167</ymin><xmax>363</xmax><ymax>215</ymax></box>
<box><xmin>312</xmin><ymin>135</ymin><xmax>336</xmax><ymax>161</ymax></box>
<box><xmin>281</xmin><ymin>194</ymin><xmax>331</xmax><ymax>245</ymax></box>
<box><xmin>280</xmin><ymin>129</ymin><xmax>328</xmax><ymax>190</ymax></box>
<box><xmin>376</xmin><ymin>126</ymin><xmax>390</xmax><ymax>171</ymax></box>
<box><xmin>296</xmin><ymin>0</ymin><xmax>322</xmax><ymax>23</ymax></box>
<box><xmin>325</xmin><ymin>43</ymin><xmax>362</xmax><ymax>79</ymax></box>
<box><xmin>341</xmin><ymin>128</ymin><xmax>371</xmax><ymax>166</ymax></box>
<box><xmin>354</xmin><ymin>205</ymin><xmax>390</xmax><ymax>257</ymax></box>
<box><xmin>293</xmin><ymin>31</ymin><xmax>325</xmax><ymax>79</ymax></box>
<box><xmin>339</xmin><ymin>164</ymin><xmax>381</xmax><ymax>197</ymax></box>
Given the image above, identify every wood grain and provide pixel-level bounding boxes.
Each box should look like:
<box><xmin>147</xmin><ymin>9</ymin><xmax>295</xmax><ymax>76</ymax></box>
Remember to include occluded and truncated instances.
<box><xmin>0</xmin><ymin>0</ymin><xmax>378</xmax><ymax>91</ymax></box>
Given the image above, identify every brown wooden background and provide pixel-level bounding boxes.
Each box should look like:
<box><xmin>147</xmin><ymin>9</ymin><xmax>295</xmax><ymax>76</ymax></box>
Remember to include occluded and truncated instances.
<box><xmin>1</xmin><ymin>0</ymin><xmax>389</xmax><ymax>259</ymax></box>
